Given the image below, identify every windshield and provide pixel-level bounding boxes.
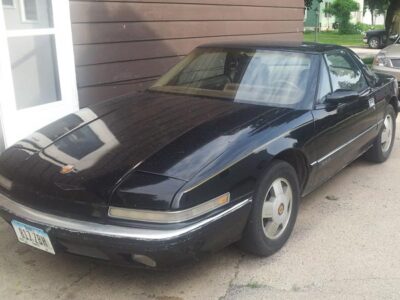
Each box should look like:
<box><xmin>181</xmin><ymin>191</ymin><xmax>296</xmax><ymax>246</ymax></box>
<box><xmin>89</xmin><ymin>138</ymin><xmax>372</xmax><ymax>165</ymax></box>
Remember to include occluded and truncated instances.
<box><xmin>150</xmin><ymin>48</ymin><xmax>317</xmax><ymax>108</ymax></box>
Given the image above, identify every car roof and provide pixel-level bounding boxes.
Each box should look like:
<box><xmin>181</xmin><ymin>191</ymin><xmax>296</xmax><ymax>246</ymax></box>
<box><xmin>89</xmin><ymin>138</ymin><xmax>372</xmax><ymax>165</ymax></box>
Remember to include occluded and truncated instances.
<box><xmin>198</xmin><ymin>41</ymin><xmax>346</xmax><ymax>54</ymax></box>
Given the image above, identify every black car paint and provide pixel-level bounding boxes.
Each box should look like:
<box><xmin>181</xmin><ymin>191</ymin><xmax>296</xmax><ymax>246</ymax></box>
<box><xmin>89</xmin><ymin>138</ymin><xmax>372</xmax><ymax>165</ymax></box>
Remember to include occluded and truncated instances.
<box><xmin>0</xmin><ymin>43</ymin><xmax>397</xmax><ymax>267</ymax></box>
<box><xmin>0</xmin><ymin>93</ymin><xmax>294</xmax><ymax>218</ymax></box>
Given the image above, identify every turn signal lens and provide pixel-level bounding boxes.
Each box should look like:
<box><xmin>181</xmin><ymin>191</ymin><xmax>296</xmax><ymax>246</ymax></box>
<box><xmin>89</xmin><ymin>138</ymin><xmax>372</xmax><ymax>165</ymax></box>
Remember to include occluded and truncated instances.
<box><xmin>108</xmin><ymin>193</ymin><xmax>231</xmax><ymax>223</ymax></box>
<box><xmin>216</xmin><ymin>193</ymin><xmax>230</xmax><ymax>205</ymax></box>
<box><xmin>0</xmin><ymin>175</ymin><xmax>12</xmax><ymax>191</ymax></box>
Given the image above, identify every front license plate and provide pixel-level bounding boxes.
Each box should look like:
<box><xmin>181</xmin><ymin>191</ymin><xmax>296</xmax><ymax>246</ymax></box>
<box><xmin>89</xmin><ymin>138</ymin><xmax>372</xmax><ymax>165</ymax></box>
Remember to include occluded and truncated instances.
<box><xmin>11</xmin><ymin>220</ymin><xmax>55</xmax><ymax>254</ymax></box>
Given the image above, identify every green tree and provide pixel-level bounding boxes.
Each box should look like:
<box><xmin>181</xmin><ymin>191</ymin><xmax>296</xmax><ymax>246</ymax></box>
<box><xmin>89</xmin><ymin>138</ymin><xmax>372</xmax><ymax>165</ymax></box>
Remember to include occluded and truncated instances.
<box><xmin>308</xmin><ymin>0</ymin><xmax>399</xmax><ymax>34</ymax></box>
<box><xmin>324</xmin><ymin>0</ymin><xmax>360</xmax><ymax>34</ymax></box>
<box><xmin>364</xmin><ymin>0</ymin><xmax>389</xmax><ymax>25</ymax></box>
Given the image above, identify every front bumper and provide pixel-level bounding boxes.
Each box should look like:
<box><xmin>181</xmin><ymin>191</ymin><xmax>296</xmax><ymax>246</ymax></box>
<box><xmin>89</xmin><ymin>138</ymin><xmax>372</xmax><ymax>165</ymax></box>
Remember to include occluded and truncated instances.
<box><xmin>0</xmin><ymin>194</ymin><xmax>251</xmax><ymax>268</ymax></box>
<box><xmin>372</xmin><ymin>65</ymin><xmax>400</xmax><ymax>81</ymax></box>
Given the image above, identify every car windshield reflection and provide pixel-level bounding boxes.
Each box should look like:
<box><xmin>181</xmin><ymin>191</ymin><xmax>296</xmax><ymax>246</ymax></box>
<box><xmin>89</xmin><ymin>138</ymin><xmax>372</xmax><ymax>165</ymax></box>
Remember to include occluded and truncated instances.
<box><xmin>150</xmin><ymin>48</ymin><xmax>317</xmax><ymax>109</ymax></box>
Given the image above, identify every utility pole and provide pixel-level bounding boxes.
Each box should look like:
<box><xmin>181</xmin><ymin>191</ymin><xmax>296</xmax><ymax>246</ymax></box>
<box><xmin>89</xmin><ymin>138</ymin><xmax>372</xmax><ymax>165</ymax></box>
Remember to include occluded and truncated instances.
<box><xmin>315</xmin><ymin>7</ymin><xmax>320</xmax><ymax>42</ymax></box>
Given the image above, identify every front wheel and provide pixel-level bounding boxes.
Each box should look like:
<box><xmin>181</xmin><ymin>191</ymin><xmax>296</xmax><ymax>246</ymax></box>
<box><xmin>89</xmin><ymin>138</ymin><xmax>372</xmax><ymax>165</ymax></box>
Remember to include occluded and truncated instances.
<box><xmin>368</xmin><ymin>36</ymin><xmax>381</xmax><ymax>49</ymax></box>
<box><xmin>365</xmin><ymin>105</ymin><xmax>396</xmax><ymax>163</ymax></box>
<box><xmin>239</xmin><ymin>160</ymin><xmax>300</xmax><ymax>257</ymax></box>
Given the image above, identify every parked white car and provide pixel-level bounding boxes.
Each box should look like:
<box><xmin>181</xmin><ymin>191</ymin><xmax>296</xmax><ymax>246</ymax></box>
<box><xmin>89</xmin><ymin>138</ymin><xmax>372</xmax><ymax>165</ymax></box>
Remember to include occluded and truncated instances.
<box><xmin>372</xmin><ymin>36</ymin><xmax>400</xmax><ymax>81</ymax></box>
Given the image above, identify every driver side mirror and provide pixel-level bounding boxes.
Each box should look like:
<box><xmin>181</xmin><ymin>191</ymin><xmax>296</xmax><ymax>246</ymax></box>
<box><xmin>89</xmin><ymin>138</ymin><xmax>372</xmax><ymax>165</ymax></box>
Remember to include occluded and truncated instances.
<box><xmin>325</xmin><ymin>89</ymin><xmax>359</xmax><ymax>106</ymax></box>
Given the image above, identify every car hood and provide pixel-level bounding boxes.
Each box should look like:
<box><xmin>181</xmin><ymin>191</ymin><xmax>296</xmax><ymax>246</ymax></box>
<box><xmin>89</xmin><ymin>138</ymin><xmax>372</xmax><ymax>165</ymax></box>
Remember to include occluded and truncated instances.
<box><xmin>367</xmin><ymin>29</ymin><xmax>386</xmax><ymax>35</ymax></box>
<box><xmin>381</xmin><ymin>43</ymin><xmax>400</xmax><ymax>58</ymax></box>
<box><xmin>0</xmin><ymin>91</ymin><xmax>290</xmax><ymax>216</ymax></box>
<box><xmin>13</xmin><ymin>91</ymin><xmax>290</xmax><ymax>181</ymax></box>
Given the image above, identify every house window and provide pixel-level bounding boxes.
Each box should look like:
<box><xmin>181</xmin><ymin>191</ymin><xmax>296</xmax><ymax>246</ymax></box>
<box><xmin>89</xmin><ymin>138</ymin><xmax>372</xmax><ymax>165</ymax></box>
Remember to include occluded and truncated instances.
<box><xmin>20</xmin><ymin>0</ymin><xmax>38</xmax><ymax>22</ymax></box>
<box><xmin>2</xmin><ymin>0</ymin><xmax>15</xmax><ymax>8</ymax></box>
<box><xmin>0</xmin><ymin>0</ymin><xmax>79</xmax><ymax>146</ymax></box>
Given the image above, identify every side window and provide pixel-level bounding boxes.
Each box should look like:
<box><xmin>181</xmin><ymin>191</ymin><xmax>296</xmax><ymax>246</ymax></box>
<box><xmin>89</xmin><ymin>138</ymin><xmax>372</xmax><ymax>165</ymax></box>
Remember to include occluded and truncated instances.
<box><xmin>317</xmin><ymin>59</ymin><xmax>332</xmax><ymax>103</ymax></box>
<box><xmin>325</xmin><ymin>50</ymin><xmax>368</xmax><ymax>92</ymax></box>
<box><xmin>350</xmin><ymin>50</ymin><xmax>379</xmax><ymax>87</ymax></box>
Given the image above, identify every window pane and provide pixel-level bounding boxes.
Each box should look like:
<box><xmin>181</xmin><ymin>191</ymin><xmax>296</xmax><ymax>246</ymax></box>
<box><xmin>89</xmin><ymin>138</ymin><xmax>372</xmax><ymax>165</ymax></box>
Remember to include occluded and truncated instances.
<box><xmin>23</xmin><ymin>0</ymin><xmax>38</xmax><ymax>21</ymax></box>
<box><xmin>318</xmin><ymin>60</ymin><xmax>332</xmax><ymax>103</ymax></box>
<box><xmin>8</xmin><ymin>35</ymin><xmax>61</xmax><ymax>110</ymax></box>
<box><xmin>174</xmin><ymin>52</ymin><xmax>227</xmax><ymax>85</ymax></box>
<box><xmin>325</xmin><ymin>51</ymin><xmax>368</xmax><ymax>92</ymax></box>
<box><xmin>3</xmin><ymin>0</ymin><xmax>53</xmax><ymax>30</ymax></box>
<box><xmin>351</xmin><ymin>50</ymin><xmax>378</xmax><ymax>86</ymax></box>
<box><xmin>2</xmin><ymin>0</ymin><xmax>14</xmax><ymax>7</ymax></box>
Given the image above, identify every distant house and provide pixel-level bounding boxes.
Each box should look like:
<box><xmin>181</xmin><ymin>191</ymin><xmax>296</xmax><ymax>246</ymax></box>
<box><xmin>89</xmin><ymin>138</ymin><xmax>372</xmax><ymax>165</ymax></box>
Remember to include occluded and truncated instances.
<box><xmin>0</xmin><ymin>0</ymin><xmax>304</xmax><ymax>151</ymax></box>
<box><xmin>304</xmin><ymin>0</ymin><xmax>385</xmax><ymax>31</ymax></box>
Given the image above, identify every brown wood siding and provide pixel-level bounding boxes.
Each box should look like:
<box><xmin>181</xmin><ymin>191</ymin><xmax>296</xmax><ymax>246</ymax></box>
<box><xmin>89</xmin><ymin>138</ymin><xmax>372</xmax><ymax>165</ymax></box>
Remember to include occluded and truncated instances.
<box><xmin>70</xmin><ymin>0</ymin><xmax>304</xmax><ymax>107</ymax></box>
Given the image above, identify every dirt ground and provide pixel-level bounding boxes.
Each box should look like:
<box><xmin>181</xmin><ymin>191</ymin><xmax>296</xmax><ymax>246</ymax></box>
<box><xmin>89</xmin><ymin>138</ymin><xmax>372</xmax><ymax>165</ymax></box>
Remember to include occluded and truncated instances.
<box><xmin>1</xmin><ymin>119</ymin><xmax>400</xmax><ymax>300</ymax></box>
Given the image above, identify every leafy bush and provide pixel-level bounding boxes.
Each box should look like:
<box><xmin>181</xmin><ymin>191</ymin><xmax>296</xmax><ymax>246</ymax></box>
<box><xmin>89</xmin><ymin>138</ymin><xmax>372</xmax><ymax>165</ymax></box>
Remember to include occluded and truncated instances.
<box><xmin>353</xmin><ymin>22</ymin><xmax>385</xmax><ymax>33</ymax></box>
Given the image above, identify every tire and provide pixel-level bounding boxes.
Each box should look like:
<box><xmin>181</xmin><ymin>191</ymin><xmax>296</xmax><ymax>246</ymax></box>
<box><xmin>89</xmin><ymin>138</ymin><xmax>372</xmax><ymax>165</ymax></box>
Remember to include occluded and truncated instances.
<box><xmin>368</xmin><ymin>36</ymin><xmax>380</xmax><ymax>49</ymax></box>
<box><xmin>365</xmin><ymin>105</ymin><xmax>396</xmax><ymax>163</ymax></box>
<box><xmin>239</xmin><ymin>160</ymin><xmax>300</xmax><ymax>257</ymax></box>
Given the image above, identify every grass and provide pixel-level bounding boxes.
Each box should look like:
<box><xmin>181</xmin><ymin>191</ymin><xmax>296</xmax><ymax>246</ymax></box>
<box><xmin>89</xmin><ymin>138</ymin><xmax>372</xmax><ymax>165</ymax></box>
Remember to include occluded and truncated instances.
<box><xmin>304</xmin><ymin>31</ymin><xmax>365</xmax><ymax>47</ymax></box>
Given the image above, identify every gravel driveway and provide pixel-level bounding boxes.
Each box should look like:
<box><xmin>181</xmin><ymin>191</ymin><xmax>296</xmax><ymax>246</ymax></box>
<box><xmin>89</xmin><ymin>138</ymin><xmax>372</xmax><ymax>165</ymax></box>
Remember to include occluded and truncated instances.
<box><xmin>1</xmin><ymin>120</ymin><xmax>400</xmax><ymax>300</ymax></box>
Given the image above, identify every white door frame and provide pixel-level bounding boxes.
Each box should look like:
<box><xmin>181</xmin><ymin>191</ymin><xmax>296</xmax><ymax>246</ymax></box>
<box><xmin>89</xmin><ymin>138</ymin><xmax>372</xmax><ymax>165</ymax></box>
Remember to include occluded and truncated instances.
<box><xmin>0</xmin><ymin>0</ymin><xmax>79</xmax><ymax>148</ymax></box>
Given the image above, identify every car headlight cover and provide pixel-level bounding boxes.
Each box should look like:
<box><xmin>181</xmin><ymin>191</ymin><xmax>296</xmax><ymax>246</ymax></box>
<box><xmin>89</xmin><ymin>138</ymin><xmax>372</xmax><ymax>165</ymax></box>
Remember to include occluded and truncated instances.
<box><xmin>373</xmin><ymin>53</ymin><xmax>393</xmax><ymax>68</ymax></box>
<box><xmin>108</xmin><ymin>193</ymin><xmax>230</xmax><ymax>223</ymax></box>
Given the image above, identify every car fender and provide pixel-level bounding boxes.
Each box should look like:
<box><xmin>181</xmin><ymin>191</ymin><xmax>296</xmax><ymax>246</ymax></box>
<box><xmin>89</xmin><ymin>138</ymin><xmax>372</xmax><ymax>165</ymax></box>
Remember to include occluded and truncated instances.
<box><xmin>171</xmin><ymin>111</ymin><xmax>315</xmax><ymax>210</ymax></box>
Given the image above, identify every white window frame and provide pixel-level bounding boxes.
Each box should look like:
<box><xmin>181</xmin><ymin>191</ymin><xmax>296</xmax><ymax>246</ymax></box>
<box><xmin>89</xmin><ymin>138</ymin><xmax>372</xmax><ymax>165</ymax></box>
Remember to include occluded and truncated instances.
<box><xmin>0</xmin><ymin>0</ymin><xmax>79</xmax><ymax>147</ymax></box>
<box><xmin>19</xmin><ymin>0</ymin><xmax>38</xmax><ymax>23</ymax></box>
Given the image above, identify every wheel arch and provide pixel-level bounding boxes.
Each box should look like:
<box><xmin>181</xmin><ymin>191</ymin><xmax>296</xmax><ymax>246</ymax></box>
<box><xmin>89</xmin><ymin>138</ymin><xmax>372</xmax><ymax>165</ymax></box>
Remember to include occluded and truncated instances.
<box><xmin>389</xmin><ymin>96</ymin><xmax>398</xmax><ymax>116</ymax></box>
<box><xmin>273</xmin><ymin>148</ymin><xmax>309</xmax><ymax>193</ymax></box>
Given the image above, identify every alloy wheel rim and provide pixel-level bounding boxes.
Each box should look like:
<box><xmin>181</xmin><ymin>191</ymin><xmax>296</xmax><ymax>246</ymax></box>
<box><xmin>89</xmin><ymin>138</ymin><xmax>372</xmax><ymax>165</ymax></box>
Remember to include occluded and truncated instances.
<box><xmin>261</xmin><ymin>178</ymin><xmax>293</xmax><ymax>240</ymax></box>
<box><xmin>381</xmin><ymin>114</ymin><xmax>393</xmax><ymax>153</ymax></box>
<box><xmin>370</xmin><ymin>39</ymin><xmax>378</xmax><ymax>48</ymax></box>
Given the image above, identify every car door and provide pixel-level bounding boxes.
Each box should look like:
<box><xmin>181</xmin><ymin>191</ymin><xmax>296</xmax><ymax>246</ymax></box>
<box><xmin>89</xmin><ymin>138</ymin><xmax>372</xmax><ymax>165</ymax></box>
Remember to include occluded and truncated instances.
<box><xmin>308</xmin><ymin>50</ymin><xmax>379</xmax><ymax>189</ymax></box>
<box><xmin>349</xmin><ymin>49</ymin><xmax>387</xmax><ymax>125</ymax></box>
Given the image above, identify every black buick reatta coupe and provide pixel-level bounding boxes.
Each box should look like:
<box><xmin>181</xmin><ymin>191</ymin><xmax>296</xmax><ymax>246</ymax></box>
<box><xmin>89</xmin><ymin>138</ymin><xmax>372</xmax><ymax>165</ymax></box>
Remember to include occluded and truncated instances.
<box><xmin>0</xmin><ymin>42</ymin><xmax>398</xmax><ymax>268</ymax></box>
